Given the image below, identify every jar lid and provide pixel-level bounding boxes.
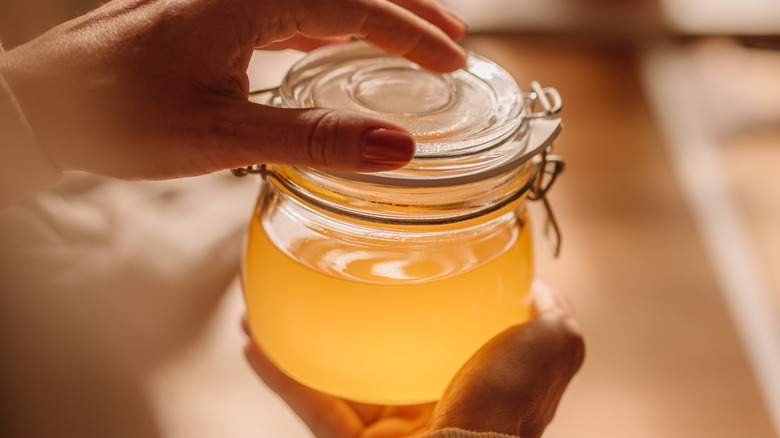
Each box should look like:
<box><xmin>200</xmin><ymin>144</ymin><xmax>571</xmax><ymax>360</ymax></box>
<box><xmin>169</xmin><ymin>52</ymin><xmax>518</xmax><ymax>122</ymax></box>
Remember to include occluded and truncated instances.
<box><xmin>275</xmin><ymin>42</ymin><xmax>565</xmax><ymax>188</ymax></box>
<box><xmin>280</xmin><ymin>41</ymin><xmax>526</xmax><ymax>159</ymax></box>
<box><xmin>240</xmin><ymin>43</ymin><xmax>564</xmax><ymax>230</ymax></box>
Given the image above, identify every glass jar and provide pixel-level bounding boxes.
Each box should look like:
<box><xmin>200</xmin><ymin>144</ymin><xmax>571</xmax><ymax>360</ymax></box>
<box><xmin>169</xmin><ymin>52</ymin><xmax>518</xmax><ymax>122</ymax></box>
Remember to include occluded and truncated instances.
<box><xmin>236</xmin><ymin>42</ymin><xmax>565</xmax><ymax>405</ymax></box>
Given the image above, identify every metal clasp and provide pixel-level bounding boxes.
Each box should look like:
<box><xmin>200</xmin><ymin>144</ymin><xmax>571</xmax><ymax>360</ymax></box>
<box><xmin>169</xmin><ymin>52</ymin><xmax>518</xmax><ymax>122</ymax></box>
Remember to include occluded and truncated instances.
<box><xmin>522</xmin><ymin>81</ymin><xmax>565</xmax><ymax>257</ymax></box>
<box><xmin>231</xmin><ymin>164</ymin><xmax>267</xmax><ymax>178</ymax></box>
<box><xmin>529</xmin><ymin>150</ymin><xmax>565</xmax><ymax>257</ymax></box>
<box><xmin>526</xmin><ymin>81</ymin><xmax>562</xmax><ymax>119</ymax></box>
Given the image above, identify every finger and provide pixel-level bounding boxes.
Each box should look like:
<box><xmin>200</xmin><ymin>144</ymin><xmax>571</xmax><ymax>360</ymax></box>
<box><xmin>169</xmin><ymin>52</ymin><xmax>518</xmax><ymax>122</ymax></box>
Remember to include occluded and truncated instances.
<box><xmin>243</xmin><ymin>338</ymin><xmax>365</xmax><ymax>438</ymax></box>
<box><xmin>360</xmin><ymin>404</ymin><xmax>437</xmax><ymax>437</ymax></box>
<box><xmin>196</xmin><ymin>99</ymin><xmax>415</xmax><ymax>173</ymax></box>
<box><xmin>344</xmin><ymin>402</ymin><xmax>384</xmax><ymax>427</ymax></box>
<box><xmin>343</xmin><ymin>401</ymin><xmax>436</xmax><ymax>432</ymax></box>
<box><xmin>285</xmin><ymin>0</ymin><xmax>467</xmax><ymax>72</ymax></box>
<box><xmin>387</xmin><ymin>0</ymin><xmax>468</xmax><ymax>41</ymax></box>
<box><xmin>430</xmin><ymin>297</ymin><xmax>585</xmax><ymax>438</ymax></box>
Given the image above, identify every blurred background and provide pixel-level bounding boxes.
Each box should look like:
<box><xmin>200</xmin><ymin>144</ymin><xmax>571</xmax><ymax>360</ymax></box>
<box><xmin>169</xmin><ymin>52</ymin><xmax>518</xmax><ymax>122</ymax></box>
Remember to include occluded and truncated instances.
<box><xmin>1</xmin><ymin>1</ymin><xmax>779</xmax><ymax>437</ymax></box>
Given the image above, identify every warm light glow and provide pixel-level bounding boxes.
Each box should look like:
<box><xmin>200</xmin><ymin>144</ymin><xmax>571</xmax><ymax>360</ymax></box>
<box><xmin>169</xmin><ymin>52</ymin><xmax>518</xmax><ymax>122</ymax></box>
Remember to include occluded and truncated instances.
<box><xmin>242</xmin><ymin>209</ymin><xmax>534</xmax><ymax>404</ymax></box>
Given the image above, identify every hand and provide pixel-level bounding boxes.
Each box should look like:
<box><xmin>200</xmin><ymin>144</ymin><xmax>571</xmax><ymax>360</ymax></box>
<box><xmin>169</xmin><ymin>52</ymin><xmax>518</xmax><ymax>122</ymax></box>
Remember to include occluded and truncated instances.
<box><xmin>0</xmin><ymin>0</ymin><xmax>467</xmax><ymax>180</ymax></box>
<box><xmin>243</xmin><ymin>282</ymin><xmax>585</xmax><ymax>438</ymax></box>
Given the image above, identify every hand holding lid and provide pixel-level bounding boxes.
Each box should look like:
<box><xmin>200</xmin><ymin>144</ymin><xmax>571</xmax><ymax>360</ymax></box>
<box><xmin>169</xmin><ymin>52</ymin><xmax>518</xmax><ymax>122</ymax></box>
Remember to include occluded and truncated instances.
<box><xmin>0</xmin><ymin>0</ymin><xmax>468</xmax><ymax>201</ymax></box>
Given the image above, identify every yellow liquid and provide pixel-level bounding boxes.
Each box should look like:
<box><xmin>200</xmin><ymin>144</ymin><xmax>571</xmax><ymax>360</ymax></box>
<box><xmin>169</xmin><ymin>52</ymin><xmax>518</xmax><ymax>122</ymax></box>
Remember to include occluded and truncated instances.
<box><xmin>242</xmin><ymin>208</ymin><xmax>533</xmax><ymax>405</ymax></box>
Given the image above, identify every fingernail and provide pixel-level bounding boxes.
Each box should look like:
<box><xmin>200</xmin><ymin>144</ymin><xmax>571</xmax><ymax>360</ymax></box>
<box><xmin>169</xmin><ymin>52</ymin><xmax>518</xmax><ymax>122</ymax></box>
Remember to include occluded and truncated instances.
<box><xmin>361</xmin><ymin>129</ymin><xmax>414</xmax><ymax>166</ymax></box>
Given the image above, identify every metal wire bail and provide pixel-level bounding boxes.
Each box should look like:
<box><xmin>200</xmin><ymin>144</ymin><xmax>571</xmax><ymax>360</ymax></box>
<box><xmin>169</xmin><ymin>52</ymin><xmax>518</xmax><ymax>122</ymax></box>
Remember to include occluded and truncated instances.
<box><xmin>529</xmin><ymin>149</ymin><xmax>565</xmax><ymax>257</ymax></box>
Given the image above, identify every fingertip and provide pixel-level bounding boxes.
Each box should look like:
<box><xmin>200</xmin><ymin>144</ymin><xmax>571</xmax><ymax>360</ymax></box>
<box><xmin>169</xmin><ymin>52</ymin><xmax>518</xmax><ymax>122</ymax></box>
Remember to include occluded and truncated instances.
<box><xmin>360</xmin><ymin>128</ymin><xmax>415</xmax><ymax>167</ymax></box>
<box><xmin>443</xmin><ymin>45</ymin><xmax>469</xmax><ymax>72</ymax></box>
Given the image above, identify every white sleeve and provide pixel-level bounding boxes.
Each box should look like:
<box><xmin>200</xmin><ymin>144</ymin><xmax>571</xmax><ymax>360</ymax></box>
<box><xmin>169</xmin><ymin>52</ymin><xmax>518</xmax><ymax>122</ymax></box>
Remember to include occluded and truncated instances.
<box><xmin>0</xmin><ymin>49</ymin><xmax>63</xmax><ymax>209</ymax></box>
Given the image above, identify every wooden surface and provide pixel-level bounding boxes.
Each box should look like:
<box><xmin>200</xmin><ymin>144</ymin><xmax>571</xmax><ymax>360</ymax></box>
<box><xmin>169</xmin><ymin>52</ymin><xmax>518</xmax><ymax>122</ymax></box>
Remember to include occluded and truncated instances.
<box><xmin>461</xmin><ymin>35</ymin><xmax>777</xmax><ymax>438</ymax></box>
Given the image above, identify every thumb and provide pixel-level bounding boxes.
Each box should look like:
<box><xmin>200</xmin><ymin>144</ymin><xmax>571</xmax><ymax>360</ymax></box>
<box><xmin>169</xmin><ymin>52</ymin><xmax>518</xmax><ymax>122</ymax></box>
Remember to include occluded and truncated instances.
<box><xmin>207</xmin><ymin>102</ymin><xmax>415</xmax><ymax>172</ymax></box>
<box><xmin>430</xmin><ymin>284</ymin><xmax>585</xmax><ymax>438</ymax></box>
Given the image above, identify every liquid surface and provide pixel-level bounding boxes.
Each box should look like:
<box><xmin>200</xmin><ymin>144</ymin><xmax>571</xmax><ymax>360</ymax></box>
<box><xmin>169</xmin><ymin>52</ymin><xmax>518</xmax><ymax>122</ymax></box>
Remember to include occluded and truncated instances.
<box><xmin>242</xmin><ymin>212</ymin><xmax>533</xmax><ymax>404</ymax></box>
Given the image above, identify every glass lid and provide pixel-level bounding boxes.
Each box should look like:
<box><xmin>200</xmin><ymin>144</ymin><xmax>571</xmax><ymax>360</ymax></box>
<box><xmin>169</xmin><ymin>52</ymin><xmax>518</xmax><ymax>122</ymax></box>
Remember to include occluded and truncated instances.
<box><xmin>268</xmin><ymin>41</ymin><xmax>567</xmax><ymax>189</ymax></box>
<box><xmin>279</xmin><ymin>41</ymin><xmax>527</xmax><ymax>158</ymax></box>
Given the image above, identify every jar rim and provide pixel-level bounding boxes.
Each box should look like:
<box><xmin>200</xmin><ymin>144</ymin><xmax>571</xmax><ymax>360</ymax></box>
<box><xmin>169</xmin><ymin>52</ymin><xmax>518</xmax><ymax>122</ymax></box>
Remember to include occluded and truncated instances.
<box><xmin>260</xmin><ymin>118</ymin><xmax>561</xmax><ymax>224</ymax></box>
<box><xmin>265</xmin><ymin>161</ymin><xmax>537</xmax><ymax>225</ymax></box>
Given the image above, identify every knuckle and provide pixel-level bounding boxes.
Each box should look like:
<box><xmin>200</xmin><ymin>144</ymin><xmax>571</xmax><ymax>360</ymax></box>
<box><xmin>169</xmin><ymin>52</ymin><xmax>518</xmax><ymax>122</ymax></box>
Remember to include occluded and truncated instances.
<box><xmin>303</xmin><ymin>110</ymin><xmax>344</xmax><ymax>166</ymax></box>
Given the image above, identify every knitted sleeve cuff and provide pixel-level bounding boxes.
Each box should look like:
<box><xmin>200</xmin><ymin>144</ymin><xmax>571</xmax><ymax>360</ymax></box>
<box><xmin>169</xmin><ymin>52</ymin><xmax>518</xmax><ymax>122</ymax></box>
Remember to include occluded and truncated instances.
<box><xmin>422</xmin><ymin>428</ymin><xmax>519</xmax><ymax>438</ymax></box>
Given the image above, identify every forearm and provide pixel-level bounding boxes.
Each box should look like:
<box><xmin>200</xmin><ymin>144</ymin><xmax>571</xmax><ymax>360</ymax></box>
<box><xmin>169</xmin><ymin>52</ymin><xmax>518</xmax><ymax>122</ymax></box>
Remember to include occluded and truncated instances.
<box><xmin>0</xmin><ymin>45</ymin><xmax>62</xmax><ymax>208</ymax></box>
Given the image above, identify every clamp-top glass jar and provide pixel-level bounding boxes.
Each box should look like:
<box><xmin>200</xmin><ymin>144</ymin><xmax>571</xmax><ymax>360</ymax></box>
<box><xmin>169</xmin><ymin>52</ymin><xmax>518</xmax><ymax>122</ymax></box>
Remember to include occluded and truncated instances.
<box><xmin>236</xmin><ymin>42</ymin><xmax>565</xmax><ymax>405</ymax></box>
